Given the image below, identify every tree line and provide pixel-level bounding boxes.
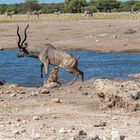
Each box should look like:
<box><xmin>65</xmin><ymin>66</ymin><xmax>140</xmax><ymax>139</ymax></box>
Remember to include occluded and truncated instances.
<box><xmin>0</xmin><ymin>0</ymin><xmax>140</xmax><ymax>14</ymax></box>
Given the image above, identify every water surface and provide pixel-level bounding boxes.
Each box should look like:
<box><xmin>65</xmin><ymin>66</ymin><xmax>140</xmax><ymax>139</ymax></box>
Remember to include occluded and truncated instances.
<box><xmin>1</xmin><ymin>50</ymin><xmax>140</xmax><ymax>87</ymax></box>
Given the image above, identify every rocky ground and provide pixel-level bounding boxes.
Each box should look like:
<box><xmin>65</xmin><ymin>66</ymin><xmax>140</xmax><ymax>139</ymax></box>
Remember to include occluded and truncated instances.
<box><xmin>0</xmin><ymin>79</ymin><xmax>140</xmax><ymax>140</ymax></box>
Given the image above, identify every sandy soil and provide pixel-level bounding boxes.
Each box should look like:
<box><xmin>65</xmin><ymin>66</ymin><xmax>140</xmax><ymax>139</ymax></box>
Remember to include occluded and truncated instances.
<box><xmin>0</xmin><ymin>19</ymin><xmax>140</xmax><ymax>52</ymax></box>
<box><xmin>0</xmin><ymin>19</ymin><xmax>140</xmax><ymax>140</ymax></box>
<box><xmin>0</xmin><ymin>79</ymin><xmax>140</xmax><ymax>140</ymax></box>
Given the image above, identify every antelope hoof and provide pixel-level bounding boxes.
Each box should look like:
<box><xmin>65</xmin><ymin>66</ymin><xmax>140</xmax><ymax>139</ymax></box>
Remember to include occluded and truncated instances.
<box><xmin>40</xmin><ymin>74</ymin><xmax>43</xmax><ymax>79</ymax></box>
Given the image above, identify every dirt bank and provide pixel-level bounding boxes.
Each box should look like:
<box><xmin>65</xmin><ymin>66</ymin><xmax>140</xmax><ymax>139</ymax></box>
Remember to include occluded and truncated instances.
<box><xmin>0</xmin><ymin>19</ymin><xmax>140</xmax><ymax>53</ymax></box>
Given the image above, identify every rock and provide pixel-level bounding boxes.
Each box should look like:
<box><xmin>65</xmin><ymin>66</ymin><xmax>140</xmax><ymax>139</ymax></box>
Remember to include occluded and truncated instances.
<box><xmin>33</xmin><ymin>116</ymin><xmax>39</xmax><ymax>120</ymax></box>
<box><xmin>40</xmin><ymin>89</ymin><xmax>50</xmax><ymax>94</ymax></box>
<box><xmin>0</xmin><ymin>47</ymin><xmax>3</xmax><ymax>50</ymax></box>
<box><xmin>19</xmin><ymin>91</ymin><xmax>26</xmax><ymax>94</ymax></box>
<box><xmin>106</xmin><ymin>24</ymin><xmax>111</xmax><ymax>27</ymax></box>
<box><xmin>88</xmin><ymin>131</ymin><xmax>101</xmax><ymax>140</ymax></box>
<box><xmin>122</xmin><ymin>44</ymin><xmax>127</xmax><ymax>46</ymax></box>
<box><xmin>127</xmin><ymin>103</ymin><xmax>139</xmax><ymax>112</ymax></box>
<box><xmin>124</xmin><ymin>29</ymin><xmax>137</xmax><ymax>34</ymax></box>
<box><xmin>6</xmin><ymin>121</ymin><xmax>11</xmax><ymax>124</ymax></box>
<box><xmin>13</xmin><ymin>130</ymin><xmax>20</xmax><ymax>135</ymax></box>
<box><xmin>78</xmin><ymin>85</ymin><xmax>82</xmax><ymax>90</ymax></box>
<box><xmin>17</xmin><ymin>96</ymin><xmax>22</xmax><ymax>99</ymax></box>
<box><xmin>31</xmin><ymin>130</ymin><xmax>40</xmax><ymax>140</ymax></box>
<box><xmin>59</xmin><ymin>127</ymin><xmax>67</xmax><ymax>133</ymax></box>
<box><xmin>93</xmin><ymin>122</ymin><xmax>107</xmax><ymax>127</ymax></box>
<box><xmin>16</xmin><ymin>123</ymin><xmax>20</xmax><ymax>127</ymax></box>
<box><xmin>17</xmin><ymin>118</ymin><xmax>21</xmax><ymax>122</ymax></box>
<box><xmin>10</xmin><ymin>93</ymin><xmax>17</xmax><ymax>97</ymax></box>
<box><xmin>22</xmin><ymin>120</ymin><xmax>27</xmax><ymax>124</ymax></box>
<box><xmin>74</xmin><ymin>130</ymin><xmax>87</xmax><ymax>140</ymax></box>
<box><xmin>79</xmin><ymin>130</ymin><xmax>87</xmax><ymax>136</ymax></box>
<box><xmin>9</xmin><ymin>84</ymin><xmax>19</xmax><ymax>88</ymax></box>
<box><xmin>0</xmin><ymin>90</ymin><xmax>3</xmax><ymax>94</ymax></box>
<box><xmin>82</xmin><ymin>92</ymin><xmax>88</xmax><ymax>95</ymax></box>
<box><xmin>52</xmin><ymin>98</ymin><xmax>61</xmax><ymax>103</ymax></box>
<box><xmin>113</xmin><ymin>35</ymin><xmax>117</xmax><ymax>38</ymax></box>
<box><xmin>128</xmin><ymin>73</ymin><xmax>140</xmax><ymax>79</ymax></box>
<box><xmin>131</xmin><ymin>92</ymin><xmax>140</xmax><ymax>100</ymax></box>
<box><xmin>111</xmin><ymin>128</ymin><xmax>125</xmax><ymax>140</ymax></box>
<box><xmin>29</xmin><ymin>92</ymin><xmax>39</xmax><ymax>97</ymax></box>
<box><xmin>44</xmin><ymin>82</ymin><xmax>60</xmax><ymax>88</ymax></box>
<box><xmin>96</xmin><ymin>40</ymin><xmax>100</xmax><ymax>42</ymax></box>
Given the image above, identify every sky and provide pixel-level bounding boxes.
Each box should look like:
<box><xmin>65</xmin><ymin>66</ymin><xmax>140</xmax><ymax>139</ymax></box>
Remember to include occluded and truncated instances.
<box><xmin>0</xmin><ymin>0</ymin><xmax>128</xmax><ymax>4</ymax></box>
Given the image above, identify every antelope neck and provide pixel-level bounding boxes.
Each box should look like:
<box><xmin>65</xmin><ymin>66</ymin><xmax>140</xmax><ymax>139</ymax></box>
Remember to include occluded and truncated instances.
<box><xmin>26</xmin><ymin>47</ymin><xmax>40</xmax><ymax>58</ymax></box>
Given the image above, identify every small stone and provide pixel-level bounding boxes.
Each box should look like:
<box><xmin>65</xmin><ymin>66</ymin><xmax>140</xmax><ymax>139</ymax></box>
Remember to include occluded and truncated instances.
<box><xmin>0</xmin><ymin>90</ymin><xmax>3</xmax><ymax>94</ymax></box>
<box><xmin>113</xmin><ymin>35</ymin><xmax>117</xmax><ymax>38</ymax></box>
<box><xmin>17</xmin><ymin>119</ymin><xmax>21</xmax><ymax>122</ymax></box>
<box><xmin>21</xmin><ymin>129</ymin><xmax>26</xmax><ymax>133</ymax></box>
<box><xmin>74</xmin><ymin>130</ymin><xmax>87</xmax><ymax>140</ymax></box>
<box><xmin>0</xmin><ymin>47</ymin><xmax>3</xmax><ymax>50</ymax></box>
<box><xmin>16</xmin><ymin>123</ymin><xmax>20</xmax><ymax>127</ymax></box>
<box><xmin>89</xmin><ymin>133</ymin><xmax>100</xmax><ymax>140</ymax></box>
<box><xmin>111</xmin><ymin>128</ymin><xmax>125</xmax><ymax>140</ymax></box>
<box><xmin>93</xmin><ymin>122</ymin><xmax>107</xmax><ymax>127</ymax></box>
<box><xmin>96</xmin><ymin>40</ymin><xmax>100</xmax><ymax>42</ymax></box>
<box><xmin>59</xmin><ymin>127</ymin><xmax>67</xmax><ymax>133</ymax></box>
<box><xmin>22</xmin><ymin>120</ymin><xmax>27</xmax><ymax>124</ymax></box>
<box><xmin>40</xmin><ymin>89</ymin><xmax>50</xmax><ymax>94</ymax></box>
<box><xmin>78</xmin><ymin>85</ymin><xmax>82</xmax><ymax>90</ymax></box>
<box><xmin>17</xmin><ymin>96</ymin><xmax>22</xmax><ymax>99</ymax></box>
<box><xmin>106</xmin><ymin>24</ymin><xmax>111</xmax><ymax>27</ymax></box>
<box><xmin>20</xmin><ymin>91</ymin><xmax>26</xmax><ymax>94</ymax></box>
<box><xmin>13</xmin><ymin>130</ymin><xmax>20</xmax><ymax>134</ymax></box>
<box><xmin>16</xmin><ymin>108</ymin><xmax>19</xmax><ymax>111</ymax></box>
<box><xmin>10</xmin><ymin>93</ymin><xmax>16</xmax><ymax>97</ymax></box>
<box><xmin>29</xmin><ymin>92</ymin><xmax>39</xmax><ymax>97</ymax></box>
<box><xmin>52</xmin><ymin>98</ymin><xmax>61</xmax><ymax>103</ymax></box>
<box><xmin>44</xmin><ymin>82</ymin><xmax>60</xmax><ymax>88</ymax></box>
<box><xmin>6</xmin><ymin>121</ymin><xmax>11</xmax><ymax>124</ymax></box>
<box><xmin>123</xmin><ymin>44</ymin><xmax>127</xmax><ymax>46</ymax></box>
<box><xmin>33</xmin><ymin>116</ymin><xmax>39</xmax><ymax>120</ymax></box>
<box><xmin>78</xmin><ymin>130</ymin><xmax>87</xmax><ymax>136</ymax></box>
<box><xmin>82</xmin><ymin>92</ymin><xmax>88</xmax><ymax>95</ymax></box>
<box><xmin>6</xmin><ymin>91</ymin><xmax>11</xmax><ymax>94</ymax></box>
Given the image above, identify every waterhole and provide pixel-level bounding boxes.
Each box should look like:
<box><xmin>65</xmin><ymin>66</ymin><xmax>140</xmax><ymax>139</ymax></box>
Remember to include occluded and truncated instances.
<box><xmin>1</xmin><ymin>50</ymin><xmax>140</xmax><ymax>87</ymax></box>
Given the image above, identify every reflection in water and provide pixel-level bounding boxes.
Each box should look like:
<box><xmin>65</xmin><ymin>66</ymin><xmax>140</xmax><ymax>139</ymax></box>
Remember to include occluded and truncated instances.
<box><xmin>1</xmin><ymin>50</ymin><xmax>140</xmax><ymax>87</ymax></box>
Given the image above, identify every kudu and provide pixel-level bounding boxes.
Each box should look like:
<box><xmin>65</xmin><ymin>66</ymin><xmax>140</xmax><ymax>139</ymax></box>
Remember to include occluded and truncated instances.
<box><xmin>16</xmin><ymin>24</ymin><xmax>84</xmax><ymax>84</ymax></box>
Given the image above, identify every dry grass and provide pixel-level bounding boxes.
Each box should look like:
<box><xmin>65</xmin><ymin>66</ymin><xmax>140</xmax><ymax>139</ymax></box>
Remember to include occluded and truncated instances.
<box><xmin>0</xmin><ymin>12</ymin><xmax>140</xmax><ymax>23</ymax></box>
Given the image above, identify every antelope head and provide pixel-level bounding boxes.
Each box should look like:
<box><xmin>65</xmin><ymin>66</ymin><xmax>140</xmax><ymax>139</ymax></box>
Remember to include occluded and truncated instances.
<box><xmin>17</xmin><ymin>24</ymin><xmax>29</xmax><ymax>57</ymax></box>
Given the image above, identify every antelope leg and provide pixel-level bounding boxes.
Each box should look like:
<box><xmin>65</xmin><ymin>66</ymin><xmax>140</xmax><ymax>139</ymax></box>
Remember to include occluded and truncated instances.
<box><xmin>64</xmin><ymin>66</ymin><xmax>79</xmax><ymax>85</ymax></box>
<box><xmin>77</xmin><ymin>69</ymin><xmax>84</xmax><ymax>82</ymax></box>
<box><xmin>44</xmin><ymin>59</ymin><xmax>49</xmax><ymax>77</ymax></box>
<box><xmin>40</xmin><ymin>63</ymin><xmax>44</xmax><ymax>78</ymax></box>
<box><xmin>69</xmin><ymin>74</ymin><xmax>79</xmax><ymax>85</ymax></box>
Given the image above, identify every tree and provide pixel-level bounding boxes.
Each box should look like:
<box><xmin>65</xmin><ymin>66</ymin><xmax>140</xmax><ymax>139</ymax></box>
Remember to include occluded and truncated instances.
<box><xmin>94</xmin><ymin>0</ymin><xmax>120</xmax><ymax>12</ymax></box>
<box><xmin>24</xmin><ymin>0</ymin><xmax>40</xmax><ymax>12</ymax></box>
<box><xmin>64</xmin><ymin>0</ymin><xmax>87</xmax><ymax>13</ymax></box>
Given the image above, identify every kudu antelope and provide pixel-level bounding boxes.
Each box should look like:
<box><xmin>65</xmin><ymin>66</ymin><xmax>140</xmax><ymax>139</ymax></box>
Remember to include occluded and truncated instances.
<box><xmin>16</xmin><ymin>25</ymin><xmax>84</xmax><ymax>84</ymax></box>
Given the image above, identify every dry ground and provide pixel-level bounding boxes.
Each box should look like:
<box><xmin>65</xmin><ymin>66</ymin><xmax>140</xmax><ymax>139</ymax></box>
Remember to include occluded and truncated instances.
<box><xmin>0</xmin><ymin>80</ymin><xmax>140</xmax><ymax>140</ymax></box>
<box><xmin>0</xmin><ymin>13</ymin><xmax>140</xmax><ymax>52</ymax></box>
<box><xmin>0</xmin><ymin>13</ymin><xmax>140</xmax><ymax>140</ymax></box>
